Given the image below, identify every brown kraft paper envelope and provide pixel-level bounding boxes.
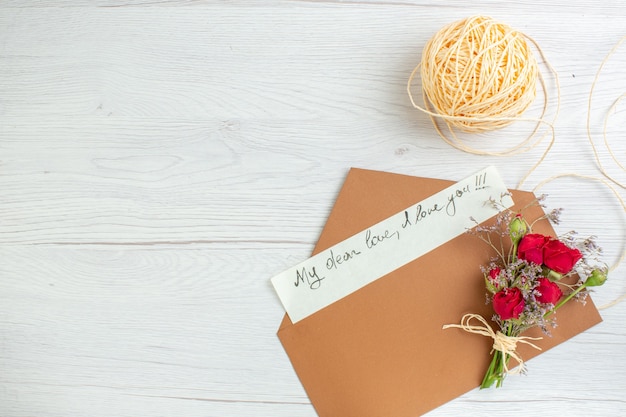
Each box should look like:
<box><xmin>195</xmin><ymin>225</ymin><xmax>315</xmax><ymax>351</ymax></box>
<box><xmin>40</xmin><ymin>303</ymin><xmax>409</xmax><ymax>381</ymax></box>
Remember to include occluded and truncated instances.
<box><xmin>277</xmin><ymin>168</ymin><xmax>602</xmax><ymax>417</ymax></box>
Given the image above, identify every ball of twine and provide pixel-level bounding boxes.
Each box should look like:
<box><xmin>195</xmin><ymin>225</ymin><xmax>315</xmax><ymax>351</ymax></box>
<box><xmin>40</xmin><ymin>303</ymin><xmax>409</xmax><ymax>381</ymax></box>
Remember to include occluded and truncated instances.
<box><xmin>411</xmin><ymin>16</ymin><xmax>539</xmax><ymax>133</ymax></box>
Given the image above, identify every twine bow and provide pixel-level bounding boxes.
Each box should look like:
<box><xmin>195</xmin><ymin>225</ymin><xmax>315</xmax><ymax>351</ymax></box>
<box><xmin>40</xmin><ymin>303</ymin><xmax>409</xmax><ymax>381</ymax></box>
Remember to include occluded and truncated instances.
<box><xmin>442</xmin><ymin>313</ymin><xmax>543</xmax><ymax>375</ymax></box>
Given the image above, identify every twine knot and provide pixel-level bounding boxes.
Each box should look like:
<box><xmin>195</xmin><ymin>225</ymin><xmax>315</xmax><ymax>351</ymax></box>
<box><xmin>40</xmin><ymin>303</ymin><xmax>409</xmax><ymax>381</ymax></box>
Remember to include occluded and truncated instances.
<box><xmin>443</xmin><ymin>313</ymin><xmax>542</xmax><ymax>375</ymax></box>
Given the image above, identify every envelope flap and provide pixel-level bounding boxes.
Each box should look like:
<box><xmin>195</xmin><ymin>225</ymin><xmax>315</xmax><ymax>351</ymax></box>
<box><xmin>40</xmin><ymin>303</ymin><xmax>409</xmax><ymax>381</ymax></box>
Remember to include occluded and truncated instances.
<box><xmin>277</xmin><ymin>168</ymin><xmax>602</xmax><ymax>417</ymax></box>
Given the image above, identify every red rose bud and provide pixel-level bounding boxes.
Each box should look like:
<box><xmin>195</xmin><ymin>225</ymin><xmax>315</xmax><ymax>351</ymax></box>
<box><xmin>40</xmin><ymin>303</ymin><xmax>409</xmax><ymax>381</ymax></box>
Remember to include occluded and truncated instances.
<box><xmin>585</xmin><ymin>268</ymin><xmax>608</xmax><ymax>287</ymax></box>
<box><xmin>492</xmin><ymin>287</ymin><xmax>525</xmax><ymax>320</ymax></box>
<box><xmin>509</xmin><ymin>214</ymin><xmax>529</xmax><ymax>244</ymax></box>
<box><xmin>518</xmin><ymin>234</ymin><xmax>550</xmax><ymax>265</ymax></box>
<box><xmin>535</xmin><ymin>277</ymin><xmax>563</xmax><ymax>305</ymax></box>
<box><xmin>485</xmin><ymin>267</ymin><xmax>502</xmax><ymax>293</ymax></box>
<box><xmin>543</xmin><ymin>239</ymin><xmax>583</xmax><ymax>274</ymax></box>
<box><xmin>488</xmin><ymin>267</ymin><xmax>501</xmax><ymax>280</ymax></box>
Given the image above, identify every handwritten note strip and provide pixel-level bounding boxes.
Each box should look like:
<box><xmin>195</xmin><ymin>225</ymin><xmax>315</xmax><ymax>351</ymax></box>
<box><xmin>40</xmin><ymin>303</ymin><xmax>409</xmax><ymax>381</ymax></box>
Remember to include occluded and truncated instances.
<box><xmin>271</xmin><ymin>166</ymin><xmax>514</xmax><ymax>323</ymax></box>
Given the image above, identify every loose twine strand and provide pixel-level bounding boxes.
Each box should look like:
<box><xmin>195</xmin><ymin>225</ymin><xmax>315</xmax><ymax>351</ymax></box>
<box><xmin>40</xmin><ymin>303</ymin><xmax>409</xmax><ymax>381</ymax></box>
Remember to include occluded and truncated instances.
<box><xmin>533</xmin><ymin>173</ymin><xmax>626</xmax><ymax>310</ymax></box>
<box><xmin>586</xmin><ymin>34</ymin><xmax>626</xmax><ymax>191</ymax></box>
<box><xmin>532</xmin><ymin>35</ymin><xmax>626</xmax><ymax>310</ymax></box>
<box><xmin>442</xmin><ymin>314</ymin><xmax>542</xmax><ymax>375</ymax></box>
<box><xmin>408</xmin><ymin>17</ymin><xmax>625</xmax><ymax>310</ymax></box>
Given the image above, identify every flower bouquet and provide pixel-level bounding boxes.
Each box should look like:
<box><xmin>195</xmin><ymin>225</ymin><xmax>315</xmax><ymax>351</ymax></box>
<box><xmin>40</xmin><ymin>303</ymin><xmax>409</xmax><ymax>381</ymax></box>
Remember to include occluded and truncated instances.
<box><xmin>444</xmin><ymin>196</ymin><xmax>608</xmax><ymax>389</ymax></box>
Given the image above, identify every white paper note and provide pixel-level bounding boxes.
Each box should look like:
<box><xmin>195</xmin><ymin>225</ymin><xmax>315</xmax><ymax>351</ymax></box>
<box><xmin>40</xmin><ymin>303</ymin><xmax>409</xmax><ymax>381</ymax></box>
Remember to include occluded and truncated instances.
<box><xmin>271</xmin><ymin>166</ymin><xmax>514</xmax><ymax>323</ymax></box>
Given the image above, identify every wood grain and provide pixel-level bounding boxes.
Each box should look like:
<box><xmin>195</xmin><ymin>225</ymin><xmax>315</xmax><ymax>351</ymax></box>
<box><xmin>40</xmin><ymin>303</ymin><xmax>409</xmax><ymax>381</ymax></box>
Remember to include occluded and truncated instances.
<box><xmin>1</xmin><ymin>1</ymin><xmax>625</xmax><ymax>416</ymax></box>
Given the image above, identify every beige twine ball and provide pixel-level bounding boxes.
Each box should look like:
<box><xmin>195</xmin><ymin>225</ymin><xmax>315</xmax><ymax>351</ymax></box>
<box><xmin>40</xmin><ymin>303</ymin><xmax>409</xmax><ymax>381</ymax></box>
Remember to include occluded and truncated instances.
<box><xmin>417</xmin><ymin>16</ymin><xmax>539</xmax><ymax>133</ymax></box>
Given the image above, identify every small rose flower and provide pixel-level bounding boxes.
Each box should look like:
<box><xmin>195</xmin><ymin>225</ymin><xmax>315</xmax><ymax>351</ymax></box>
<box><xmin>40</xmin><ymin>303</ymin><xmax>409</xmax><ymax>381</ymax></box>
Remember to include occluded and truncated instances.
<box><xmin>485</xmin><ymin>267</ymin><xmax>502</xmax><ymax>292</ymax></box>
<box><xmin>492</xmin><ymin>287</ymin><xmax>525</xmax><ymax>320</ymax></box>
<box><xmin>517</xmin><ymin>234</ymin><xmax>550</xmax><ymax>265</ymax></box>
<box><xmin>543</xmin><ymin>239</ymin><xmax>582</xmax><ymax>274</ymax></box>
<box><xmin>484</xmin><ymin>267</ymin><xmax>503</xmax><ymax>294</ymax></box>
<box><xmin>535</xmin><ymin>277</ymin><xmax>563</xmax><ymax>305</ymax></box>
<box><xmin>488</xmin><ymin>267</ymin><xmax>501</xmax><ymax>281</ymax></box>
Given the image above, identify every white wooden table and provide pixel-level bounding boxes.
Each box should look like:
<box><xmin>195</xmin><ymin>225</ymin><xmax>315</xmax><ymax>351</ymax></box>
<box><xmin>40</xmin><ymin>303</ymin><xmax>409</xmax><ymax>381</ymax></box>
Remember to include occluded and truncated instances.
<box><xmin>1</xmin><ymin>1</ymin><xmax>625</xmax><ymax>416</ymax></box>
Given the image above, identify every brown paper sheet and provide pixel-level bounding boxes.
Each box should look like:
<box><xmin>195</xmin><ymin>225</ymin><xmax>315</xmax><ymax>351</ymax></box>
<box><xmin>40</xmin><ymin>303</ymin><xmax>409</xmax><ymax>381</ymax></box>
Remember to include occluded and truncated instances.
<box><xmin>277</xmin><ymin>168</ymin><xmax>602</xmax><ymax>417</ymax></box>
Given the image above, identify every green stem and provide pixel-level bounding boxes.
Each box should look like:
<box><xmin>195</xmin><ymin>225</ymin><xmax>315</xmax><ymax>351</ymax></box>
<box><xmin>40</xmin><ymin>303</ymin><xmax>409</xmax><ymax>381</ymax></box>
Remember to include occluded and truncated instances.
<box><xmin>509</xmin><ymin>241</ymin><xmax>519</xmax><ymax>264</ymax></box>
<box><xmin>496</xmin><ymin>351</ymin><xmax>509</xmax><ymax>388</ymax></box>
<box><xmin>480</xmin><ymin>323</ymin><xmax>513</xmax><ymax>389</ymax></box>
<box><xmin>480</xmin><ymin>353</ymin><xmax>499</xmax><ymax>389</ymax></box>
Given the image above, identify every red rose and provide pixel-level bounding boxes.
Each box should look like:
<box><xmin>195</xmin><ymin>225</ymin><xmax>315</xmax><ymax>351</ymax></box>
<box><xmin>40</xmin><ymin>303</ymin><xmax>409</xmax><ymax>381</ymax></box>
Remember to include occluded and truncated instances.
<box><xmin>488</xmin><ymin>267</ymin><xmax>501</xmax><ymax>280</ymax></box>
<box><xmin>517</xmin><ymin>234</ymin><xmax>550</xmax><ymax>265</ymax></box>
<box><xmin>543</xmin><ymin>239</ymin><xmax>582</xmax><ymax>274</ymax></box>
<box><xmin>492</xmin><ymin>287</ymin><xmax>525</xmax><ymax>320</ymax></box>
<box><xmin>535</xmin><ymin>277</ymin><xmax>563</xmax><ymax>305</ymax></box>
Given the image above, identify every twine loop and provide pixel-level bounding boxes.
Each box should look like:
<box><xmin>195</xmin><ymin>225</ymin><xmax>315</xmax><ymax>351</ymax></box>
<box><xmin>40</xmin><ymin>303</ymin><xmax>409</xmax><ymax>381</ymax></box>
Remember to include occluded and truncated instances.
<box><xmin>442</xmin><ymin>313</ymin><xmax>542</xmax><ymax>375</ymax></box>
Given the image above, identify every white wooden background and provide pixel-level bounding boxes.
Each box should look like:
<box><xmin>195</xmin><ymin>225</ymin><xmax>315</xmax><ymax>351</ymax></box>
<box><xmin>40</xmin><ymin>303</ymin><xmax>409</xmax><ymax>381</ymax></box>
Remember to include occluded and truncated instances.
<box><xmin>1</xmin><ymin>1</ymin><xmax>625</xmax><ymax>416</ymax></box>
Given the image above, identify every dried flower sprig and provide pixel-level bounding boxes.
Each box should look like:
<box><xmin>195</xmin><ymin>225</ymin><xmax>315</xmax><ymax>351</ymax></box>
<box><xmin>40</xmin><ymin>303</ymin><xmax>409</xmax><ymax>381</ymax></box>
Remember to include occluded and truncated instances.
<box><xmin>445</xmin><ymin>196</ymin><xmax>608</xmax><ymax>389</ymax></box>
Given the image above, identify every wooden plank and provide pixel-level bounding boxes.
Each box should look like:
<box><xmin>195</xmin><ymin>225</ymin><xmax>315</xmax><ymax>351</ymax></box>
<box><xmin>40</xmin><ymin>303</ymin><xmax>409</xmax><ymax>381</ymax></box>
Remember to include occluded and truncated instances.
<box><xmin>1</xmin><ymin>1</ymin><xmax>625</xmax><ymax>416</ymax></box>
